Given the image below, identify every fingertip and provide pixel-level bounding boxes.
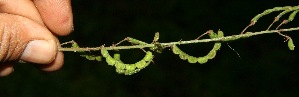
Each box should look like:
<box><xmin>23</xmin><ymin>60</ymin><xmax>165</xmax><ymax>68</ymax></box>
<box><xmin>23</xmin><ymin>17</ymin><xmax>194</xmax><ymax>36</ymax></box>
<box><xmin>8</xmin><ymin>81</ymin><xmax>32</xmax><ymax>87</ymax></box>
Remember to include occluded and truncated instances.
<box><xmin>55</xmin><ymin>24</ymin><xmax>73</xmax><ymax>36</ymax></box>
<box><xmin>39</xmin><ymin>52</ymin><xmax>64</xmax><ymax>72</ymax></box>
<box><xmin>0</xmin><ymin>63</ymin><xmax>14</xmax><ymax>77</ymax></box>
<box><xmin>33</xmin><ymin>0</ymin><xmax>73</xmax><ymax>36</ymax></box>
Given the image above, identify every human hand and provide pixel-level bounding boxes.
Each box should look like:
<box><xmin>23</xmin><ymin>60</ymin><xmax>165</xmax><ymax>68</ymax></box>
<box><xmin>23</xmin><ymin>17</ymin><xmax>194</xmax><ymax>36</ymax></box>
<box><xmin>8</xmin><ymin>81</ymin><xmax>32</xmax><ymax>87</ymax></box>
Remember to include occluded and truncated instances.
<box><xmin>0</xmin><ymin>0</ymin><xmax>73</xmax><ymax>76</ymax></box>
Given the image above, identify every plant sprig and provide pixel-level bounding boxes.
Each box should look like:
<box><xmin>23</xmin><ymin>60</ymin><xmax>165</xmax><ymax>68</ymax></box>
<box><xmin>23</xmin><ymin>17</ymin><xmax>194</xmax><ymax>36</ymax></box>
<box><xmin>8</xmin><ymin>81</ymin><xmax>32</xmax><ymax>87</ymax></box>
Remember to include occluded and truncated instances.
<box><xmin>59</xmin><ymin>27</ymin><xmax>298</xmax><ymax>52</ymax></box>
<box><xmin>59</xmin><ymin>5</ymin><xmax>298</xmax><ymax>75</ymax></box>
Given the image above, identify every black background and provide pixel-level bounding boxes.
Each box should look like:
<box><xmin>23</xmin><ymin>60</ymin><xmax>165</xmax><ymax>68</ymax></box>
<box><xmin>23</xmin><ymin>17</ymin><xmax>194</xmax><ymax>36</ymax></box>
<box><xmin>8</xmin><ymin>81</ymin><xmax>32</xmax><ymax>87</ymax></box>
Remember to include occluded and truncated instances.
<box><xmin>1</xmin><ymin>0</ymin><xmax>299</xmax><ymax>97</ymax></box>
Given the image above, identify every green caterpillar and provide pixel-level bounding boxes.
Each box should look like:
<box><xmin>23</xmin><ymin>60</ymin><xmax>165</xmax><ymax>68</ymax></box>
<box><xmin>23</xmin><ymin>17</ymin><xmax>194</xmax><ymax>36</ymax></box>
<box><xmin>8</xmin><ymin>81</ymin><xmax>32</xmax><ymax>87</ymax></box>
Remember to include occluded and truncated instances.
<box><xmin>101</xmin><ymin>48</ymin><xmax>153</xmax><ymax>75</ymax></box>
<box><xmin>172</xmin><ymin>44</ymin><xmax>210</xmax><ymax>64</ymax></box>
<box><xmin>172</xmin><ymin>30</ymin><xmax>223</xmax><ymax>64</ymax></box>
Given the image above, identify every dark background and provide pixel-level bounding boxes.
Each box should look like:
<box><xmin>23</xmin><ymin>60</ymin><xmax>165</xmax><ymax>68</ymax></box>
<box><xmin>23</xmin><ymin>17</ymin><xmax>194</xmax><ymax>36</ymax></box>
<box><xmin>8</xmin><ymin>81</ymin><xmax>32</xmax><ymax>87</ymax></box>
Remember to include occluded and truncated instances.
<box><xmin>1</xmin><ymin>0</ymin><xmax>299</xmax><ymax>97</ymax></box>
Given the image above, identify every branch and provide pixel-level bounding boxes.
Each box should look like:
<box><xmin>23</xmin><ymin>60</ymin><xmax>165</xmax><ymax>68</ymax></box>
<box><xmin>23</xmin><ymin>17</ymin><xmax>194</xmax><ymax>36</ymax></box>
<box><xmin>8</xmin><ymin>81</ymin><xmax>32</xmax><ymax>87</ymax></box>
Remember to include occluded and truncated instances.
<box><xmin>58</xmin><ymin>27</ymin><xmax>299</xmax><ymax>52</ymax></box>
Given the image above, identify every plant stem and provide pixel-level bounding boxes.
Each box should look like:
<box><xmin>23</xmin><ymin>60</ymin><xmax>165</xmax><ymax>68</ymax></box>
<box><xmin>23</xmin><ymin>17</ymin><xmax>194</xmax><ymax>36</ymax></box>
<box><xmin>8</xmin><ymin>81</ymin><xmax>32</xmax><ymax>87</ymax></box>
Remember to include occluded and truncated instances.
<box><xmin>58</xmin><ymin>27</ymin><xmax>299</xmax><ymax>52</ymax></box>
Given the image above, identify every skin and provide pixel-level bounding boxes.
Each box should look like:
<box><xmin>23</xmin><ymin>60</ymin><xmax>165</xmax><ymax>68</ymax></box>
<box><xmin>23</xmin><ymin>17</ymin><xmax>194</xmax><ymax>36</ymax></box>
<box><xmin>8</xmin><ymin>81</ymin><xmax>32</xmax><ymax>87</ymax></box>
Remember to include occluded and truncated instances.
<box><xmin>0</xmin><ymin>0</ymin><xmax>73</xmax><ymax>76</ymax></box>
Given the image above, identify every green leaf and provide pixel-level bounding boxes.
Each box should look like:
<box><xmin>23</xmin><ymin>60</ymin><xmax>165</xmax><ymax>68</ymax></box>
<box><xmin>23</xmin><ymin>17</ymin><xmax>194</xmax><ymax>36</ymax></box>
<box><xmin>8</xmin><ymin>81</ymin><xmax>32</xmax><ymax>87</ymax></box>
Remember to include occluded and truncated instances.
<box><xmin>288</xmin><ymin>38</ymin><xmax>295</xmax><ymax>50</ymax></box>
<box><xmin>208</xmin><ymin>30</ymin><xmax>217</xmax><ymax>39</ymax></box>
<box><xmin>217</xmin><ymin>30</ymin><xmax>224</xmax><ymax>38</ymax></box>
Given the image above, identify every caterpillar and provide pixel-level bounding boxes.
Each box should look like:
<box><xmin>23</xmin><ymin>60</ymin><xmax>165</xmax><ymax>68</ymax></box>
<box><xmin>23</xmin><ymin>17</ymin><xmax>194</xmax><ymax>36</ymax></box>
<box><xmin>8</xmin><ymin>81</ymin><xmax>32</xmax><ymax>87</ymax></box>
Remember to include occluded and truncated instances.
<box><xmin>172</xmin><ymin>44</ymin><xmax>182</xmax><ymax>55</ymax></box>
<box><xmin>106</xmin><ymin>55</ymin><xmax>116</xmax><ymax>66</ymax></box>
<box><xmin>115</xmin><ymin>62</ymin><xmax>125</xmax><ymax>70</ymax></box>
<box><xmin>101</xmin><ymin>48</ymin><xmax>110</xmax><ymax>58</ymax></box>
<box><xmin>125</xmin><ymin>64</ymin><xmax>136</xmax><ymax>71</ymax></box>
<box><xmin>179</xmin><ymin>53</ymin><xmax>189</xmax><ymax>60</ymax></box>
<box><xmin>101</xmin><ymin>48</ymin><xmax>153</xmax><ymax>75</ymax></box>
<box><xmin>212</xmin><ymin>43</ymin><xmax>221</xmax><ymax>51</ymax></box>
<box><xmin>172</xmin><ymin>44</ymin><xmax>212</xmax><ymax>64</ymax></box>
<box><xmin>187</xmin><ymin>56</ymin><xmax>197</xmax><ymax>63</ymax></box>
<box><xmin>197</xmin><ymin>57</ymin><xmax>208</xmax><ymax>64</ymax></box>
<box><xmin>143</xmin><ymin>51</ymin><xmax>153</xmax><ymax>62</ymax></box>
<box><xmin>171</xmin><ymin>30</ymin><xmax>223</xmax><ymax>64</ymax></box>
<box><xmin>206</xmin><ymin>50</ymin><xmax>216</xmax><ymax>59</ymax></box>
<box><xmin>135</xmin><ymin>60</ymin><xmax>146</xmax><ymax>69</ymax></box>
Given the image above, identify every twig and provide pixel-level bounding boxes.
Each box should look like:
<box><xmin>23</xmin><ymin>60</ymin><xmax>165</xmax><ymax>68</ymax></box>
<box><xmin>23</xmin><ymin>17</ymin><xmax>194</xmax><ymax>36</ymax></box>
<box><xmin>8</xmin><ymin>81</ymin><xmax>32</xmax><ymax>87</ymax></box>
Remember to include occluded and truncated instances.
<box><xmin>58</xmin><ymin>27</ymin><xmax>299</xmax><ymax>52</ymax></box>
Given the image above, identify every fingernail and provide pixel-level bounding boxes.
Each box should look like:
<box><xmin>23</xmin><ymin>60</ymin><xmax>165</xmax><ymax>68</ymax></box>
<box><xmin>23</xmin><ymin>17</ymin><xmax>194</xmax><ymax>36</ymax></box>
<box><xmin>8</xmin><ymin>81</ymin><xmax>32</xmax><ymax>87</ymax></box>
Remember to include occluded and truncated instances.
<box><xmin>20</xmin><ymin>40</ymin><xmax>56</xmax><ymax>64</ymax></box>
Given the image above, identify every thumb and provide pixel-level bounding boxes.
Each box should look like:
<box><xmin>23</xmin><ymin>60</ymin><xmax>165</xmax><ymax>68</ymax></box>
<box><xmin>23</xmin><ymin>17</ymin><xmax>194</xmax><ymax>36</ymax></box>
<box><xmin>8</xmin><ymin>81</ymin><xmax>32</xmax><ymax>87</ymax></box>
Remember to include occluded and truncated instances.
<box><xmin>0</xmin><ymin>13</ymin><xmax>58</xmax><ymax>64</ymax></box>
<box><xmin>20</xmin><ymin>40</ymin><xmax>57</xmax><ymax>64</ymax></box>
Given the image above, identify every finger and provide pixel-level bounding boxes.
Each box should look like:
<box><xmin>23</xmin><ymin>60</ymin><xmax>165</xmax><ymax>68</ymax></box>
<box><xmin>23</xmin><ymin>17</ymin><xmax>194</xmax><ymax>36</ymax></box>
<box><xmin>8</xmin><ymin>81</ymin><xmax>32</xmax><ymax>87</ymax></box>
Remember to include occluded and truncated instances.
<box><xmin>0</xmin><ymin>13</ymin><xmax>58</xmax><ymax>64</ymax></box>
<box><xmin>38</xmin><ymin>52</ymin><xmax>64</xmax><ymax>72</ymax></box>
<box><xmin>0</xmin><ymin>63</ymin><xmax>14</xmax><ymax>77</ymax></box>
<box><xmin>33</xmin><ymin>0</ymin><xmax>73</xmax><ymax>36</ymax></box>
<box><xmin>20</xmin><ymin>40</ymin><xmax>57</xmax><ymax>64</ymax></box>
<box><xmin>0</xmin><ymin>0</ymin><xmax>44</xmax><ymax>25</ymax></box>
